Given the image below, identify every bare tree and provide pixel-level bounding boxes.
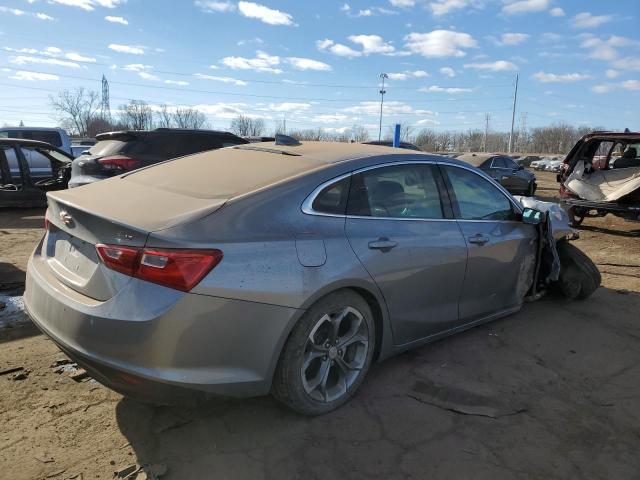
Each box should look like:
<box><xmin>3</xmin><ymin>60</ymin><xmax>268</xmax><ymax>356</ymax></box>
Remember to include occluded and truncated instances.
<box><xmin>85</xmin><ymin>117</ymin><xmax>127</xmax><ymax>137</ymax></box>
<box><xmin>119</xmin><ymin>100</ymin><xmax>154</xmax><ymax>130</ymax></box>
<box><xmin>273</xmin><ymin>118</ymin><xmax>287</xmax><ymax>136</ymax></box>
<box><xmin>156</xmin><ymin>104</ymin><xmax>173</xmax><ymax>128</ymax></box>
<box><xmin>351</xmin><ymin>125</ymin><xmax>369</xmax><ymax>142</ymax></box>
<box><xmin>49</xmin><ymin>88</ymin><xmax>100</xmax><ymax>136</ymax></box>
<box><xmin>230</xmin><ymin>115</ymin><xmax>265</xmax><ymax>137</ymax></box>
<box><xmin>174</xmin><ymin>107</ymin><xmax>207</xmax><ymax>129</ymax></box>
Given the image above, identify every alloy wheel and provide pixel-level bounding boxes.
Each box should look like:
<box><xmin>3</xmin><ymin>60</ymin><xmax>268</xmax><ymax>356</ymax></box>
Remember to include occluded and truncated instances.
<box><xmin>301</xmin><ymin>306</ymin><xmax>369</xmax><ymax>403</ymax></box>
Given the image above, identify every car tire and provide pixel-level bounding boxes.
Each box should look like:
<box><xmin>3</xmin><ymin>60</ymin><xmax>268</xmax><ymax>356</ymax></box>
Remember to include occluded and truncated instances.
<box><xmin>272</xmin><ymin>290</ymin><xmax>375</xmax><ymax>415</ymax></box>
<box><xmin>552</xmin><ymin>241</ymin><xmax>601</xmax><ymax>300</ymax></box>
<box><xmin>526</xmin><ymin>181</ymin><xmax>536</xmax><ymax>197</ymax></box>
<box><xmin>567</xmin><ymin>207</ymin><xmax>585</xmax><ymax>227</ymax></box>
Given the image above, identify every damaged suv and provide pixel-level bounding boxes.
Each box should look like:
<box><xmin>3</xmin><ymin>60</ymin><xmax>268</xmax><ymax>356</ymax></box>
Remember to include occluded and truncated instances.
<box><xmin>558</xmin><ymin>131</ymin><xmax>640</xmax><ymax>226</ymax></box>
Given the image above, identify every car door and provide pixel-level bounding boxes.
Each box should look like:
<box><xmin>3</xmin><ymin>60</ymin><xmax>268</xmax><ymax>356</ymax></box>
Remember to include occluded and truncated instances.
<box><xmin>440</xmin><ymin>164</ymin><xmax>538</xmax><ymax>323</ymax></box>
<box><xmin>0</xmin><ymin>144</ymin><xmax>33</xmax><ymax>207</ymax></box>
<box><xmin>344</xmin><ymin>162</ymin><xmax>468</xmax><ymax>345</ymax></box>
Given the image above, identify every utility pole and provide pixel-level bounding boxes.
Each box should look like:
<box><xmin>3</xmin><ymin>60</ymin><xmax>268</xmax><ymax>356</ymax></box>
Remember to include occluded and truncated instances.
<box><xmin>518</xmin><ymin>112</ymin><xmax>527</xmax><ymax>152</ymax></box>
<box><xmin>101</xmin><ymin>75</ymin><xmax>111</xmax><ymax>120</ymax></box>
<box><xmin>507</xmin><ymin>74</ymin><xmax>519</xmax><ymax>154</ymax></box>
<box><xmin>378</xmin><ymin>73</ymin><xmax>388</xmax><ymax>141</ymax></box>
<box><xmin>483</xmin><ymin>113</ymin><xmax>491</xmax><ymax>152</ymax></box>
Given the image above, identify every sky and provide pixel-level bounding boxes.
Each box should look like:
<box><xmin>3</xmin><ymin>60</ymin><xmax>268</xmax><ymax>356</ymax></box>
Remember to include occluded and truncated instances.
<box><xmin>0</xmin><ymin>0</ymin><xmax>638</xmax><ymax>137</ymax></box>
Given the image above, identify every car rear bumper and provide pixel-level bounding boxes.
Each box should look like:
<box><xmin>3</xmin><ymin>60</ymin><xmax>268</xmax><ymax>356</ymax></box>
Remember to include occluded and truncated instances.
<box><xmin>24</xmin><ymin>245</ymin><xmax>301</xmax><ymax>400</ymax></box>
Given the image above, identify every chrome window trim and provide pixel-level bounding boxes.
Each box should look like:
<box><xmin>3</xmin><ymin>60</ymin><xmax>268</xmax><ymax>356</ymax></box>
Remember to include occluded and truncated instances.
<box><xmin>301</xmin><ymin>159</ymin><xmax>522</xmax><ymax>221</ymax></box>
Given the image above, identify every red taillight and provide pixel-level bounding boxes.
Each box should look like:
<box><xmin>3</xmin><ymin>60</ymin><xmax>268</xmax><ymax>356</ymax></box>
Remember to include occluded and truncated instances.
<box><xmin>95</xmin><ymin>244</ymin><xmax>223</xmax><ymax>292</ymax></box>
<box><xmin>97</xmin><ymin>156</ymin><xmax>143</xmax><ymax>171</ymax></box>
<box><xmin>96</xmin><ymin>244</ymin><xmax>141</xmax><ymax>276</ymax></box>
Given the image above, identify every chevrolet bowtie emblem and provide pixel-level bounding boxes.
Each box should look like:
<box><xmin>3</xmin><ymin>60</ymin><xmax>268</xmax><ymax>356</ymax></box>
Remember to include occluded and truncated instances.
<box><xmin>59</xmin><ymin>210</ymin><xmax>73</xmax><ymax>225</ymax></box>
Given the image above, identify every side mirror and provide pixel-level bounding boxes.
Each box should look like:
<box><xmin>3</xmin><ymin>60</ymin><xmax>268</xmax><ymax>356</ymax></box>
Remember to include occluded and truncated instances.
<box><xmin>521</xmin><ymin>207</ymin><xmax>544</xmax><ymax>225</ymax></box>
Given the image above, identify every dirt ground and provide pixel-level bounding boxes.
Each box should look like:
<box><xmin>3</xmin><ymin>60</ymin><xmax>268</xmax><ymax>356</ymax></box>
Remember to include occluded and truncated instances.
<box><xmin>1</xmin><ymin>171</ymin><xmax>639</xmax><ymax>480</ymax></box>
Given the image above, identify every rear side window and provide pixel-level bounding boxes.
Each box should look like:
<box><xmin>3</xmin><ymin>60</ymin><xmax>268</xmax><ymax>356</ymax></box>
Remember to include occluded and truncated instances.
<box><xmin>2</xmin><ymin>147</ymin><xmax>22</xmax><ymax>183</ymax></box>
<box><xmin>21</xmin><ymin>147</ymin><xmax>53</xmax><ymax>178</ymax></box>
<box><xmin>444</xmin><ymin>166</ymin><xmax>515</xmax><ymax>221</ymax></box>
<box><xmin>311</xmin><ymin>177</ymin><xmax>350</xmax><ymax>215</ymax></box>
<box><xmin>490</xmin><ymin>157</ymin><xmax>507</xmax><ymax>168</ymax></box>
<box><xmin>347</xmin><ymin>164</ymin><xmax>444</xmax><ymax>219</ymax></box>
<box><xmin>1</xmin><ymin>130</ymin><xmax>62</xmax><ymax>147</ymax></box>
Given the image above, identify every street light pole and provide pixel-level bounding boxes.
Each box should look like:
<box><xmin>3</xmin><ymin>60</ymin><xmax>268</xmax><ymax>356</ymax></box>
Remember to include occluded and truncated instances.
<box><xmin>378</xmin><ymin>73</ymin><xmax>388</xmax><ymax>141</ymax></box>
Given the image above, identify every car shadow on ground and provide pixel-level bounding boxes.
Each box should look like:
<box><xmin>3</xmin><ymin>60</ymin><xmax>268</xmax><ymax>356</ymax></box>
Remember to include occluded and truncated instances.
<box><xmin>0</xmin><ymin>208</ymin><xmax>45</xmax><ymax>229</ymax></box>
<box><xmin>113</xmin><ymin>287</ymin><xmax>640</xmax><ymax>479</ymax></box>
<box><xmin>0</xmin><ymin>262</ymin><xmax>27</xmax><ymax>288</ymax></box>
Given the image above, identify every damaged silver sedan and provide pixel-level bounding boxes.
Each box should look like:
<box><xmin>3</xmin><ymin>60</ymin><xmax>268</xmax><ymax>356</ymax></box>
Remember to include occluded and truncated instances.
<box><xmin>24</xmin><ymin>138</ymin><xmax>600</xmax><ymax>415</ymax></box>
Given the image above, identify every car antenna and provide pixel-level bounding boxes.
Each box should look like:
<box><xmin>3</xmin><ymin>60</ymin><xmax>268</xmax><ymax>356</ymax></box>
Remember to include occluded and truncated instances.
<box><xmin>275</xmin><ymin>134</ymin><xmax>301</xmax><ymax>146</ymax></box>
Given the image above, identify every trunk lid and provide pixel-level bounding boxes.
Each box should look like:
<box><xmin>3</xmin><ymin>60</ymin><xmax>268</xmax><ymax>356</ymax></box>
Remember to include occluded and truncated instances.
<box><xmin>44</xmin><ymin>176</ymin><xmax>227</xmax><ymax>300</ymax></box>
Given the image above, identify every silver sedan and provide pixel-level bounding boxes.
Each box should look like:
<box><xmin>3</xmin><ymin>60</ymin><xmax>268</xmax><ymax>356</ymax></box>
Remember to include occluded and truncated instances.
<box><xmin>24</xmin><ymin>139</ymin><xmax>598</xmax><ymax>415</ymax></box>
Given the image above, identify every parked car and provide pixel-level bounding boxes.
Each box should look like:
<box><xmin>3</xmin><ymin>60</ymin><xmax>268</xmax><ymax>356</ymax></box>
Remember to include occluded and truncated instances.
<box><xmin>0</xmin><ymin>138</ymin><xmax>72</xmax><ymax>207</ymax></box>
<box><xmin>515</xmin><ymin>155</ymin><xmax>540</xmax><ymax>167</ymax></box>
<box><xmin>457</xmin><ymin>153</ymin><xmax>537</xmax><ymax>196</ymax></box>
<box><xmin>362</xmin><ymin>140</ymin><xmax>421</xmax><ymax>151</ymax></box>
<box><xmin>24</xmin><ymin>139</ymin><xmax>599</xmax><ymax>415</ymax></box>
<box><xmin>545</xmin><ymin>159</ymin><xmax>563</xmax><ymax>172</ymax></box>
<box><xmin>69</xmin><ymin>128</ymin><xmax>249</xmax><ymax>188</ymax></box>
<box><xmin>0</xmin><ymin>127</ymin><xmax>72</xmax><ymax>156</ymax></box>
<box><xmin>558</xmin><ymin>131</ymin><xmax>640</xmax><ymax>225</ymax></box>
<box><xmin>70</xmin><ymin>145</ymin><xmax>91</xmax><ymax>158</ymax></box>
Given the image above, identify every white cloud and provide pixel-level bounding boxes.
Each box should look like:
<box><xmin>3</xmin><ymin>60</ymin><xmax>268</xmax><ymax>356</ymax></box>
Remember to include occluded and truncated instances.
<box><xmin>105</xmin><ymin>15</ymin><xmax>128</xmax><ymax>24</ymax></box>
<box><xmin>48</xmin><ymin>0</ymin><xmax>125</xmax><ymax>11</ymax></box>
<box><xmin>0</xmin><ymin>6</ymin><xmax>55</xmax><ymax>20</ymax></box>
<box><xmin>439</xmin><ymin>67</ymin><xmax>456</xmax><ymax>77</ymax></box>
<box><xmin>580</xmin><ymin>35</ymin><xmax>634</xmax><ymax>61</ymax></box>
<box><xmin>344</xmin><ymin>101</ymin><xmax>426</xmax><ymax>115</ymax></box>
<box><xmin>572</xmin><ymin>12</ymin><xmax>613</xmax><ymax>29</ymax></box>
<box><xmin>316</xmin><ymin>39</ymin><xmax>362</xmax><ymax>58</ymax></box>
<box><xmin>502</xmin><ymin>0</ymin><xmax>549</xmax><ymax>15</ymax></box>
<box><xmin>357</xmin><ymin>8</ymin><xmax>372</xmax><ymax>16</ymax></box>
<box><xmin>9</xmin><ymin>55</ymin><xmax>81</xmax><ymax>68</ymax></box>
<box><xmin>194</xmin><ymin>0</ymin><xmax>236</xmax><ymax>12</ymax></box>
<box><xmin>416</xmin><ymin>118</ymin><xmax>440</xmax><ymax>125</ymax></box>
<box><xmin>611</xmin><ymin>57</ymin><xmax>640</xmax><ymax>72</ymax></box>
<box><xmin>348</xmin><ymin>35</ymin><xmax>395</xmax><ymax>55</ymax></box>
<box><xmin>605</xmin><ymin>69</ymin><xmax>620</xmax><ymax>79</ymax></box>
<box><xmin>429</xmin><ymin>0</ymin><xmax>477</xmax><ymax>16</ymax></box>
<box><xmin>123</xmin><ymin>63</ymin><xmax>152</xmax><ymax>71</ymax></box>
<box><xmin>387</xmin><ymin>70</ymin><xmax>428</xmax><ymax>80</ymax></box>
<box><xmin>464</xmin><ymin>60</ymin><xmax>518</xmax><ymax>71</ymax></box>
<box><xmin>622</xmin><ymin>80</ymin><xmax>640</xmax><ymax>91</ymax></box>
<box><xmin>496</xmin><ymin>33</ymin><xmax>529</xmax><ymax>46</ymax></box>
<box><xmin>65</xmin><ymin>52</ymin><xmax>96</xmax><ymax>62</ymax></box>
<box><xmin>533</xmin><ymin>71</ymin><xmax>591</xmax><ymax>83</ymax></box>
<box><xmin>165</xmin><ymin>79</ymin><xmax>189</xmax><ymax>86</ymax></box>
<box><xmin>419</xmin><ymin>85</ymin><xmax>472</xmax><ymax>93</ymax></box>
<box><xmin>108</xmin><ymin>44</ymin><xmax>145</xmax><ymax>54</ymax></box>
<box><xmin>390</xmin><ymin>0</ymin><xmax>415</xmax><ymax>6</ymax></box>
<box><xmin>138</xmin><ymin>71</ymin><xmax>160</xmax><ymax>81</ymax></box>
<box><xmin>194</xmin><ymin>73</ymin><xmax>248</xmax><ymax>85</ymax></box>
<box><xmin>404</xmin><ymin>30</ymin><xmax>477</xmax><ymax>57</ymax></box>
<box><xmin>237</xmin><ymin>1</ymin><xmax>294</xmax><ymax>26</ymax></box>
<box><xmin>591</xmin><ymin>84</ymin><xmax>613</xmax><ymax>94</ymax></box>
<box><xmin>9</xmin><ymin>70</ymin><xmax>59</xmax><ymax>81</ymax></box>
<box><xmin>221</xmin><ymin>51</ymin><xmax>282</xmax><ymax>73</ymax></box>
<box><xmin>266</xmin><ymin>102</ymin><xmax>311</xmax><ymax>112</ymax></box>
<box><xmin>549</xmin><ymin>7</ymin><xmax>564</xmax><ymax>17</ymax></box>
<box><xmin>340</xmin><ymin>3</ymin><xmax>351</xmax><ymax>12</ymax></box>
<box><xmin>313</xmin><ymin>114</ymin><xmax>350</xmax><ymax>123</ymax></box>
<box><xmin>287</xmin><ymin>57</ymin><xmax>332</xmax><ymax>71</ymax></box>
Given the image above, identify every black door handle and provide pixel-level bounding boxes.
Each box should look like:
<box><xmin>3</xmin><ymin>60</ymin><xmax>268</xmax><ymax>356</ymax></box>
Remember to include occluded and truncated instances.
<box><xmin>468</xmin><ymin>234</ymin><xmax>489</xmax><ymax>245</ymax></box>
<box><xmin>368</xmin><ymin>238</ymin><xmax>398</xmax><ymax>251</ymax></box>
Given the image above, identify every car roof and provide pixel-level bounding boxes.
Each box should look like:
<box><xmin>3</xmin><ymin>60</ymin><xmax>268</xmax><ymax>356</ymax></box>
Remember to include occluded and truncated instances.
<box><xmin>0</xmin><ymin>137</ymin><xmax>63</xmax><ymax>148</ymax></box>
<box><xmin>0</xmin><ymin>126</ymin><xmax>65</xmax><ymax>132</ymax></box>
<box><xmin>456</xmin><ymin>153</ymin><xmax>500</xmax><ymax>166</ymax></box>
<box><xmin>118</xmin><ymin>141</ymin><xmax>430</xmax><ymax>201</ymax></box>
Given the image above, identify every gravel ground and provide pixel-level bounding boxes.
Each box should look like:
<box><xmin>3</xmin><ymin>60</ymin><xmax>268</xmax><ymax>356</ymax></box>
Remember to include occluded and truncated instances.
<box><xmin>0</xmin><ymin>170</ymin><xmax>639</xmax><ymax>480</ymax></box>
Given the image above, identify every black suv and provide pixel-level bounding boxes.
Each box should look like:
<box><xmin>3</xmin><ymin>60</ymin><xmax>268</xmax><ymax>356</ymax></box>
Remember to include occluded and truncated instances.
<box><xmin>69</xmin><ymin>128</ymin><xmax>248</xmax><ymax>188</ymax></box>
<box><xmin>1</xmin><ymin>138</ymin><xmax>73</xmax><ymax>207</ymax></box>
<box><xmin>457</xmin><ymin>153</ymin><xmax>537</xmax><ymax>196</ymax></box>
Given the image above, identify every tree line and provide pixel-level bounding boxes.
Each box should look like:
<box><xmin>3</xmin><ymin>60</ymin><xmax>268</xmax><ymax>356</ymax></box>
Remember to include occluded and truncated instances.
<box><xmin>48</xmin><ymin>87</ymin><xmax>603</xmax><ymax>154</ymax></box>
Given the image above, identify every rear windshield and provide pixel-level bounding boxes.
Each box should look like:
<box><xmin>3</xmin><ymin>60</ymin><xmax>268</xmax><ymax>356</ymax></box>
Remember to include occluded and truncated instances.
<box><xmin>0</xmin><ymin>130</ymin><xmax>63</xmax><ymax>147</ymax></box>
<box><xmin>88</xmin><ymin>140</ymin><xmax>129</xmax><ymax>156</ymax></box>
